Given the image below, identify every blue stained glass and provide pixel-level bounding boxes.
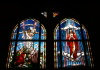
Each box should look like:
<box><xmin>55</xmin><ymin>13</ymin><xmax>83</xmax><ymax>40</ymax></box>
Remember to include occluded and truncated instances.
<box><xmin>16</xmin><ymin>42</ymin><xmax>24</xmax><ymax>51</ymax></box>
<box><xmin>40</xmin><ymin>42</ymin><xmax>46</xmax><ymax>68</ymax></box>
<box><xmin>54</xmin><ymin>18</ymin><xmax>93</xmax><ymax>68</ymax></box>
<box><xmin>17</xmin><ymin>19</ymin><xmax>46</xmax><ymax>40</ymax></box>
<box><xmin>57</xmin><ymin>30</ymin><xmax>59</xmax><ymax>40</ymax></box>
<box><xmin>24</xmin><ymin>19</ymin><xmax>34</xmax><ymax>24</ymax></box>
<box><xmin>54</xmin><ymin>42</ymin><xmax>61</xmax><ymax>68</ymax></box>
<box><xmin>33</xmin><ymin>42</ymin><xmax>39</xmax><ymax>51</ymax></box>
<box><xmin>17</xmin><ymin>19</ymin><xmax>41</xmax><ymax>40</ymax></box>
<box><xmin>16</xmin><ymin>41</ymin><xmax>39</xmax><ymax>51</ymax></box>
<box><xmin>11</xmin><ymin>42</ymin><xmax>15</xmax><ymax>51</ymax></box>
<box><xmin>8</xmin><ymin>19</ymin><xmax>46</xmax><ymax>69</ymax></box>
<box><xmin>61</xmin><ymin>41</ymin><xmax>85</xmax><ymax>67</ymax></box>
<box><xmin>57</xmin><ymin>42</ymin><xmax>61</xmax><ymax>68</ymax></box>
<box><xmin>60</xmin><ymin>19</ymin><xmax>82</xmax><ymax>40</ymax></box>
<box><xmin>57</xmin><ymin>42</ymin><xmax>60</xmax><ymax>51</ymax></box>
<box><xmin>41</xmin><ymin>25</ymin><xmax>46</xmax><ymax>40</ymax></box>
<box><xmin>82</xmin><ymin>28</ymin><xmax>88</xmax><ymax>40</ymax></box>
<box><xmin>33</xmin><ymin>33</ymin><xmax>39</xmax><ymax>40</ymax></box>
<box><xmin>11</xmin><ymin>33</ymin><xmax>17</xmax><ymax>40</ymax></box>
<box><xmin>61</xmin><ymin>19</ymin><xmax>80</xmax><ymax>27</ymax></box>
<box><xmin>40</xmin><ymin>42</ymin><xmax>44</xmax><ymax>52</ymax></box>
<box><xmin>61</xmin><ymin>29</ymin><xmax>66</xmax><ymax>40</ymax></box>
<box><xmin>18</xmin><ymin>33</ymin><xmax>23</xmax><ymax>40</ymax></box>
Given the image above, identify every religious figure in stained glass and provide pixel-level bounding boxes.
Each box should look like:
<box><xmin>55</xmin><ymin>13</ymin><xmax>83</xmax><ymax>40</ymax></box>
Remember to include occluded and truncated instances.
<box><xmin>54</xmin><ymin>18</ymin><xmax>93</xmax><ymax>68</ymax></box>
<box><xmin>7</xmin><ymin>19</ymin><xmax>46</xmax><ymax>69</ymax></box>
<box><xmin>66</xmin><ymin>30</ymin><xmax>79</xmax><ymax>60</ymax></box>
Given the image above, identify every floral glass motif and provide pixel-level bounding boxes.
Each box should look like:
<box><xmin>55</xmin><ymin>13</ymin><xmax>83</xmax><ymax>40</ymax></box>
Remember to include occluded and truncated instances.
<box><xmin>7</xmin><ymin>19</ymin><xmax>46</xmax><ymax>69</ymax></box>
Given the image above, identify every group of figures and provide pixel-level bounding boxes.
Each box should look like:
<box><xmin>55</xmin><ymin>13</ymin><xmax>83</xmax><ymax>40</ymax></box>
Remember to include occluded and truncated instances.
<box><xmin>15</xmin><ymin>45</ymin><xmax>38</xmax><ymax>68</ymax></box>
<box><xmin>15</xmin><ymin>23</ymin><xmax>39</xmax><ymax>67</ymax></box>
<box><xmin>7</xmin><ymin>19</ymin><xmax>92</xmax><ymax>69</ymax></box>
<box><xmin>7</xmin><ymin>19</ymin><xmax>46</xmax><ymax>68</ymax></box>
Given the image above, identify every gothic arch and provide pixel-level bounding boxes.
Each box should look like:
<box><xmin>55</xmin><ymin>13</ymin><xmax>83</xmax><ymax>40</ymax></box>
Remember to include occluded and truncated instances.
<box><xmin>6</xmin><ymin>19</ymin><xmax>46</xmax><ymax>69</ymax></box>
<box><xmin>54</xmin><ymin>18</ymin><xmax>93</xmax><ymax>68</ymax></box>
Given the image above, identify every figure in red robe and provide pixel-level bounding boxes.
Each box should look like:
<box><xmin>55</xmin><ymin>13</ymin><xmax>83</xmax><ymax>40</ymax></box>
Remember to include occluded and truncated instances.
<box><xmin>15</xmin><ymin>49</ymin><xmax>26</xmax><ymax>67</ymax></box>
<box><xmin>66</xmin><ymin>30</ymin><xmax>79</xmax><ymax>60</ymax></box>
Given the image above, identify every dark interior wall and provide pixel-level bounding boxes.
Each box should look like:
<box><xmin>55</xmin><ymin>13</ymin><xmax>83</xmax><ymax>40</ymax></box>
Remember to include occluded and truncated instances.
<box><xmin>0</xmin><ymin>2</ymin><xmax>99</xmax><ymax>70</ymax></box>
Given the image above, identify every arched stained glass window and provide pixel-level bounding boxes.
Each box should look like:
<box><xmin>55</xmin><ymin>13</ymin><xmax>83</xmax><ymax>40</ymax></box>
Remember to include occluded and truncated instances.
<box><xmin>7</xmin><ymin>19</ymin><xmax>46</xmax><ymax>69</ymax></box>
<box><xmin>54</xmin><ymin>18</ymin><xmax>93</xmax><ymax>68</ymax></box>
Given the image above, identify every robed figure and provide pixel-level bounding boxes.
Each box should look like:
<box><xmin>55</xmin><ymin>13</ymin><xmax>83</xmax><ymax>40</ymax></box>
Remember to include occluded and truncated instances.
<box><xmin>66</xmin><ymin>29</ymin><xmax>79</xmax><ymax>60</ymax></box>
<box><xmin>61</xmin><ymin>24</ymin><xmax>80</xmax><ymax>60</ymax></box>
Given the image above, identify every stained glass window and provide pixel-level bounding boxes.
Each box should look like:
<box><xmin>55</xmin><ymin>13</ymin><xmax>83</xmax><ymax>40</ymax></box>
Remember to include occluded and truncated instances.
<box><xmin>7</xmin><ymin>19</ymin><xmax>46</xmax><ymax>69</ymax></box>
<box><xmin>54</xmin><ymin>18</ymin><xmax>93</xmax><ymax>68</ymax></box>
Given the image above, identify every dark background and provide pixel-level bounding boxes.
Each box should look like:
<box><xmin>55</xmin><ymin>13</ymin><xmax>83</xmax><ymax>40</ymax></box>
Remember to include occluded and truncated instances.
<box><xmin>0</xmin><ymin>2</ymin><xmax>99</xmax><ymax>70</ymax></box>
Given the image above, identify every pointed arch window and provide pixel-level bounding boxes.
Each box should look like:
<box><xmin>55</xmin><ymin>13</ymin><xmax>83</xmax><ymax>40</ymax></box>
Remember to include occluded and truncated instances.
<box><xmin>54</xmin><ymin>18</ymin><xmax>93</xmax><ymax>68</ymax></box>
<box><xmin>7</xmin><ymin>19</ymin><xmax>46</xmax><ymax>69</ymax></box>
